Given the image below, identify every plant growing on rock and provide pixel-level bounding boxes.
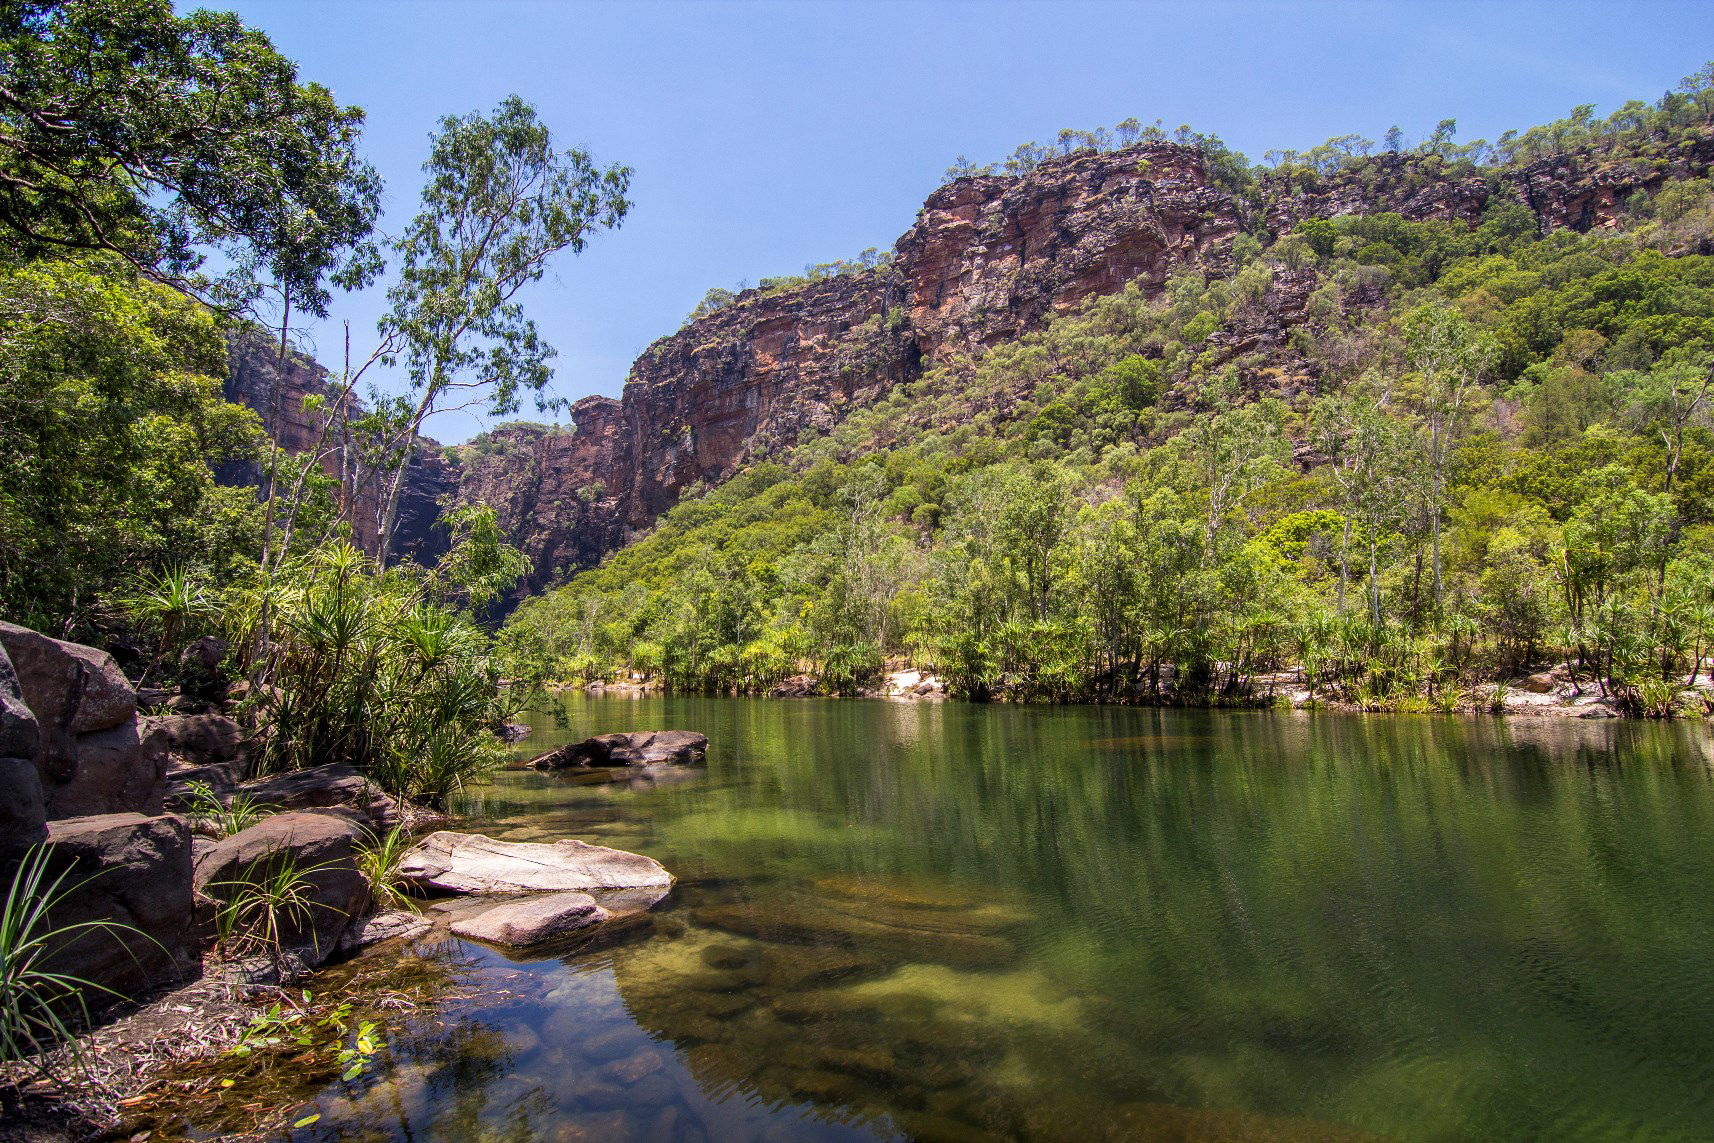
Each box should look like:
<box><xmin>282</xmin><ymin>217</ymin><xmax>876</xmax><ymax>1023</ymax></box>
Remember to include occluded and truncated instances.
<box><xmin>181</xmin><ymin>782</ymin><xmax>274</xmax><ymax>840</ymax></box>
<box><xmin>0</xmin><ymin>845</ymin><xmax>145</xmax><ymax>1094</ymax></box>
<box><xmin>210</xmin><ymin>856</ymin><xmax>336</xmax><ymax>973</ymax></box>
<box><xmin>354</xmin><ymin>827</ymin><xmax>418</xmax><ymax>914</ymax></box>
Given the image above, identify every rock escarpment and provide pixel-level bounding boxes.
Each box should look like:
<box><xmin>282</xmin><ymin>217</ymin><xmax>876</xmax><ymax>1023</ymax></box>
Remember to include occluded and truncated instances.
<box><xmin>228</xmin><ymin>130</ymin><xmax>1714</xmax><ymax>593</ymax></box>
<box><xmin>222</xmin><ymin>336</ymin><xmax>454</xmax><ymax>565</ymax></box>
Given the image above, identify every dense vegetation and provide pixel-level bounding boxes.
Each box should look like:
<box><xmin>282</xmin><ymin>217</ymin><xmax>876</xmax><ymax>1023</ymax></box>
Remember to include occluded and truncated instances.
<box><xmin>504</xmin><ymin>73</ymin><xmax>1714</xmax><ymax>717</ymax></box>
<box><xmin>0</xmin><ymin>0</ymin><xmax>619</xmax><ymax>803</ymax></box>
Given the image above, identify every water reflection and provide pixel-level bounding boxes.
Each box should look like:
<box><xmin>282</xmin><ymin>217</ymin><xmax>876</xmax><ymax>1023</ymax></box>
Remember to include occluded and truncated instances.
<box><xmin>209</xmin><ymin>702</ymin><xmax>1714</xmax><ymax>1141</ymax></box>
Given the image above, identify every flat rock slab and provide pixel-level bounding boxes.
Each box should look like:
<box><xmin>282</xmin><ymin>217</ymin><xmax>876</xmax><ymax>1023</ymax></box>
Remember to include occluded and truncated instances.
<box><xmin>528</xmin><ymin>730</ymin><xmax>707</xmax><ymax>770</ymax></box>
<box><xmin>450</xmin><ymin>891</ymin><xmax>610</xmax><ymax>947</ymax></box>
<box><xmin>398</xmin><ymin>831</ymin><xmax>674</xmax><ymax>894</ymax></box>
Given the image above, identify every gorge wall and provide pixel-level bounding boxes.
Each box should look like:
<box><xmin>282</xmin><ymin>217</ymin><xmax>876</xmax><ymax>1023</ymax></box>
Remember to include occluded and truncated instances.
<box><xmin>228</xmin><ymin>131</ymin><xmax>1714</xmax><ymax>594</ymax></box>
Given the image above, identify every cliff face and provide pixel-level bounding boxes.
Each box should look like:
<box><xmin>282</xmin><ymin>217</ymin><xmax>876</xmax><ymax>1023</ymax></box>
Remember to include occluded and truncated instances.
<box><xmin>901</xmin><ymin>144</ymin><xmax>1243</xmax><ymax>360</ymax></box>
<box><xmin>221</xmin><ymin>339</ymin><xmax>452</xmax><ymax>565</ymax></box>
<box><xmin>230</xmin><ymin>129</ymin><xmax>1714</xmax><ymax>593</ymax></box>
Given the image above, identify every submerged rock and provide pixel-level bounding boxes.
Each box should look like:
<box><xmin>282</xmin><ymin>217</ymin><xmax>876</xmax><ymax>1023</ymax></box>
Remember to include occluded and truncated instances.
<box><xmin>450</xmin><ymin>891</ymin><xmax>610</xmax><ymax>947</ymax></box>
<box><xmin>528</xmin><ymin>730</ymin><xmax>707</xmax><ymax>770</ymax></box>
<box><xmin>337</xmin><ymin>908</ymin><xmax>432</xmax><ymax>954</ymax></box>
<box><xmin>398</xmin><ymin>830</ymin><xmax>674</xmax><ymax>894</ymax></box>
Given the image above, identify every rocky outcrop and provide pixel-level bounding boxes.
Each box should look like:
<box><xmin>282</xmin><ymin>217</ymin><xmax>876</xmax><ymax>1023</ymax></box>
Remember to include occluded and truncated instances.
<box><xmin>398</xmin><ymin>831</ymin><xmax>674</xmax><ymax>894</ymax></box>
<box><xmin>0</xmin><ymin>621</ymin><xmax>162</xmax><ymax>820</ymax></box>
<box><xmin>528</xmin><ymin>730</ymin><xmax>708</xmax><ymax>770</ymax></box>
<box><xmin>221</xmin><ymin>335</ymin><xmax>455</xmax><ymax>566</ymax></box>
<box><xmin>232</xmin><ymin>129</ymin><xmax>1714</xmax><ymax>594</ymax></box>
<box><xmin>40</xmin><ymin>812</ymin><xmax>199</xmax><ymax>993</ymax></box>
<box><xmin>192</xmin><ymin>810</ymin><xmax>372</xmax><ymax>965</ymax></box>
<box><xmin>0</xmin><ymin>645</ymin><xmax>45</xmax><ymax>851</ymax></box>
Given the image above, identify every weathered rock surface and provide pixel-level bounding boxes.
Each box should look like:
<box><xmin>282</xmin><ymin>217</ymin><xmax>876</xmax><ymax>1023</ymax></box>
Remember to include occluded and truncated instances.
<box><xmin>142</xmin><ymin>712</ymin><xmax>242</xmax><ymax>770</ymax></box>
<box><xmin>224</xmin><ymin>128</ymin><xmax>1714</xmax><ymax>597</ymax></box>
<box><xmin>238</xmin><ymin>762</ymin><xmax>404</xmax><ymax>827</ymax></box>
<box><xmin>39</xmin><ymin>812</ymin><xmax>197</xmax><ymax>993</ymax></box>
<box><xmin>336</xmin><ymin>909</ymin><xmax>432</xmax><ymax>955</ymax></box>
<box><xmin>0</xmin><ymin>621</ymin><xmax>135</xmax><ymax>737</ymax></box>
<box><xmin>449</xmin><ymin>891</ymin><xmax>611</xmax><ymax>947</ymax></box>
<box><xmin>0</xmin><ymin>644</ymin><xmax>45</xmax><ymax>851</ymax></box>
<box><xmin>0</xmin><ymin>755</ymin><xmax>47</xmax><ymax>851</ymax></box>
<box><xmin>192</xmin><ymin>811</ymin><xmax>371</xmax><ymax>964</ymax></box>
<box><xmin>0</xmin><ymin>621</ymin><xmax>162</xmax><ymax>819</ymax></box>
<box><xmin>398</xmin><ymin>831</ymin><xmax>674</xmax><ymax>894</ymax></box>
<box><xmin>0</xmin><ymin>642</ymin><xmax>40</xmax><ymax>760</ymax></box>
<box><xmin>529</xmin><ymin>730</ymin><xmax>708</xmax><ymax>770</ymax></box>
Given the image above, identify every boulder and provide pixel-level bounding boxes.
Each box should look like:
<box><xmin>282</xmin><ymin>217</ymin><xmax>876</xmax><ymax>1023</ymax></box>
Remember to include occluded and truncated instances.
<box><xmin>450</xmin><ymin>891</ymin><xmax>611</xmax><ymax>947</ymax></box>
<box><xmin>0</xmin><ymin>755</ymin><xmax>46</xmax><ymax>852</ymax></box>
<box><xmin>235</xmin><ymin>762</ymin><xmax>404</xmax><ymax>828</ymax></box>
<box><xmin>192</xmin><ymin>811</ymin><xmax>371</xmax><ymax>965</ymax></box>
<box><xmin>0</xmin><ymin>621</ymin><xmax>135</xmax><ymax>737</ymax></box>
<box><xmin>398</xmin><ymin>831</ymin><xmax>673</xmax><ymax>894</ymax></box>
<box><xmin>141</xmin><ymin>712</ymin><xmax>242</xmax><ymax>770</ymax></box>
<box><xmin>176</xmin><ymin>635</ymin><xmax>230</xmax><ymax>702</ymax></box>
<box><xmin>47</xmin><ymin>721</ymin><xmax>162</xmax><ymax>819</ymax></box>
<box><xmin>0</xmin><ymin>643</ymin><xmax>40</xmax><ymax>759</ymax></box>
<box><xmin>1520</xmin><ymin>671</ymin><xmax>1559</xmax><ymax>695</ymax></box>
<box><xmin>0</xmin><ymin>621</ymin><xmax>162</xmax><ymax>819</ymax></box>
<box><xmin>38</xmin><ymin>812</ymin><xmax>198</xmax><ymax>994</ymax></box>
<box><xmin>528</xmin><ymin>730</ymin><xmax>707</xmax><ymax>770</ymax></box>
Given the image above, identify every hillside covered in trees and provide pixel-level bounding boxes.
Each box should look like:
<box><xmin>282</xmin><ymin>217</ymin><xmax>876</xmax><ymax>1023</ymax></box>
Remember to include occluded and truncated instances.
<box><xmin>498</xmin><ymin>73</ymin><xmax>1714</xmax><ymax>717</ymax></box>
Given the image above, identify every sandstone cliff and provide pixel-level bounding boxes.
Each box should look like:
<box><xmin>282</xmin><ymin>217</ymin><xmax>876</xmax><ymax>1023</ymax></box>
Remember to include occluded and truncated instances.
<box><xmin>222</xmin><ymin>336</ymin><xmax>453</xmax><ymax>565</ymax></box>
<box><xmin>229</xmin><ymin>129</ymin><xmax>1714</xmax><ymax>595</ymax></box>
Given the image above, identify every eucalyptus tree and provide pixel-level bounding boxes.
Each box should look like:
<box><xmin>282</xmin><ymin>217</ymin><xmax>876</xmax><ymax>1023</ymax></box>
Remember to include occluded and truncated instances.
<box><xmin>369</xmin><ymin>95</ymin><xmax>631</xmax><ymax>565</ymax></box>
<box><xmin>1403</xmin><ymin>305</ymin><xmax>1498</xmax><ymax>607</ymax></box>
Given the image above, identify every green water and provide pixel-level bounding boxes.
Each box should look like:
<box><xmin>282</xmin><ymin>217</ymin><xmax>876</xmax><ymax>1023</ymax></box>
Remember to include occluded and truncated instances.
<box><xmin>293</xmin><ymin>698</ymin><xmax>1714</xmax><ymax>1142</ymax></box>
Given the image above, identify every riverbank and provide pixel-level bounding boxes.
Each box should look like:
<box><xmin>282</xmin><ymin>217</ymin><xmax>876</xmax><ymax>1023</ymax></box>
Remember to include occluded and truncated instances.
<box><xmin>552</xmin><ymin>659</ymin><xmax>1714</xmax><ymax>721</ymax></box>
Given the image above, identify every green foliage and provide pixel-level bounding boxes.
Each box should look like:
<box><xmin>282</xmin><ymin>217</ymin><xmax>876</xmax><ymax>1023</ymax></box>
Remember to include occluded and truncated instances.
<box><xmin>0</xmin><ymin>255</ymin><xmax>263</xmax><ymax>636</ymax></box>
<box><xmin>353</xmin><ymin>827</ymin><xmax>417</xmax><ymax>914</ymax></box>
<box><xmin>0</xmin><ymin>845</ymin><xmax>145</xmax><ymax>1082</ymax></box>
<box><xmin>182</xmin><ymin>781</ymin><xmax>273</xmax><ymax>839</ymax></box>
<box><xmin>0</xmin><ymin>0</ymin><xmax>382</xmax><ymax>315</ymax></box>
<box><xmin>504</xmin><ymin>119</ymin><xmax>1714</xmax><ymax>714</ymax></box>
<box><xmin>226</xmin><ymin>989</ymin><xmax>380</xmax><ymax>1084</ymax></box>
<box><xmin>369</xmin><ymin>94</ymin><xmax>631</xmax><ymax>562</ymax></box>
<box><xmin>230</xmin><ymin>539</ymin><xmax>513</xmax><ymax>805</ymax></box>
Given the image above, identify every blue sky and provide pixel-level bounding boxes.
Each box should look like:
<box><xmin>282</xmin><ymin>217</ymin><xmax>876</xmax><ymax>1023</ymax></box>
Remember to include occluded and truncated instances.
<box><xmin>225</xmin><ymin>0</ymin><xmax>1710</xmax><ymax>443</ymax></box>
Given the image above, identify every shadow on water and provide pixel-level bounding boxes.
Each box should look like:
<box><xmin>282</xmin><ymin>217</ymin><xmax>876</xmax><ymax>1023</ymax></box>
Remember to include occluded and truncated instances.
<box><xmin>171</xmin><ymin>699</ymin><xmax>1714</xmax><ymax>1141</ymax></box>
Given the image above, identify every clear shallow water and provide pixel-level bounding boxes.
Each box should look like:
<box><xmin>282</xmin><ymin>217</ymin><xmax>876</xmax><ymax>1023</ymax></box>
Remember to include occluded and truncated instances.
<box><xmin>274</xmin><ymin>700</ymin><xmax>1714</xmax><ymax>1141</ymax></box>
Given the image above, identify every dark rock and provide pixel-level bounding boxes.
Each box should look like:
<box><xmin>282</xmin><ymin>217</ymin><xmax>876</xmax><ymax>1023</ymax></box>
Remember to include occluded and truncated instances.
<box><xmin>236</xmin><ymin>762</ymin><xmax>404</xmax><ymax>829</ymax></box>
<box><xmin>0</xmin><ymin>643</ymin><xmax>40</xmax><ymax>759</ymax></box>
<box><xmin>37</xmin><ymin>812</ymin><xmax>197</xmax><ymax>994</ymax></box>
<box><xmin>0</xmin><ymin>621</ymin><xmax>135</xmax><ymax>737</ymax></box>
<box><xmin>164</xmin><ymin>761</ymin><xmax>240</xmax><ymax>808</ymax></box>
<box><xmin>0</xmin><ymin>621</ymin><xmax>162</xmax><ymax>819</ymax></box>
<box><xmin>50</xmin><ymin>721</ymin><xmax>162</xmax><ymax>819</ymax></box>
<box><xmin>498</xmin><ymin>721</ymin><xmax>532</xmax><ymax>743</ymax></box>
<box><xmin>528</xmin><ymin>730</ymin><xmax>707</xmax><ymax>770</ymax></box>
<box><xmin>0</xmin><ymin>755</ymin><xmax>46</xmax><ymax>852</ymax></box>
<box><xmin>176</xmin><ymin>636</ymin><xmax>230</xmax><ymax>701</ymax></box>
<box><xmin>141</xmin><ymin>712</ymin><xmax>242</xmax><ymax>770</ymax></box>
<box><xmin>192</xmin><ymin>811</ymin><xmax>371</xmax><ymax>965</ymax></box>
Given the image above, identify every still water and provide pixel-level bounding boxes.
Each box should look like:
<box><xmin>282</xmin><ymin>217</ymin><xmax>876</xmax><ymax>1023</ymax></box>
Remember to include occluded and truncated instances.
<box><xmin>288</xmin><ymin>698</ymin><xmax>1714</xmax><ymax>1141</ymax></box>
